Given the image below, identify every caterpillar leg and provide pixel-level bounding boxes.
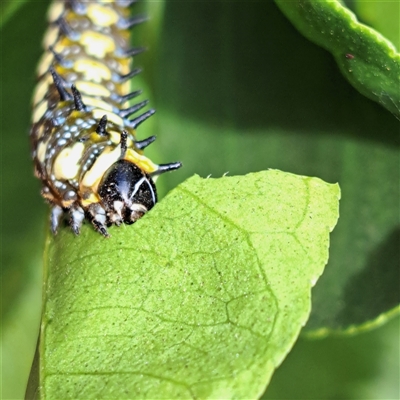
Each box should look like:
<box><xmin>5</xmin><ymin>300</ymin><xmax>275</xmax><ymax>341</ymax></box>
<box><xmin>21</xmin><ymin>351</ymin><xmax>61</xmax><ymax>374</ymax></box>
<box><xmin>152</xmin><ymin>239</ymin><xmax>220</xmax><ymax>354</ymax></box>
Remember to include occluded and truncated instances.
<box><xmin>50</xmin><ymin>205</ymin><xmax>64</xmax><ymax>234</ymax></box>
<box><xmin>88</xmin><ymin>203</ymin><xmax>110</xmax><ymax>238</ymax></box>
<box><xmin>69</xmin><ymin>205</ymin><xmax>85</xmax><ymax>235</ymax></box>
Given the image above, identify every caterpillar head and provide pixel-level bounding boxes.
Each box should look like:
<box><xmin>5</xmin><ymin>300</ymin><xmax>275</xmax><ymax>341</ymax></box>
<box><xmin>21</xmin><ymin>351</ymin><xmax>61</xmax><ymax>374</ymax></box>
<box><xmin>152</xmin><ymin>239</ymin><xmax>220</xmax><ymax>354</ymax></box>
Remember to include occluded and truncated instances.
<box><xmin>98</xmin><ymin>159</ymin><xmax>157</xmax><ymax>226</ymax></box>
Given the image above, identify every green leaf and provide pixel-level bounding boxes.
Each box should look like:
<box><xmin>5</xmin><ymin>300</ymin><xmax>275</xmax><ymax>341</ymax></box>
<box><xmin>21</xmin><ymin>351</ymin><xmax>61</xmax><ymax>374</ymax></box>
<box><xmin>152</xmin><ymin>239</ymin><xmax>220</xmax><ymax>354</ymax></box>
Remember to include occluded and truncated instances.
<box><xmin>2</xmin><ymin>1</ymin><xmax>399</xmax><ymax>396</ymax></box>
<box><xmin>1</xmin><ymin>0</ymin><xmax>47</xmax><ymax>319</ymax></box>
<box><xmin>1</xmin><ymin>3</ymin><xmax>50</xmax><ymax>397</ymax></box>
<box><xmin>275</xmin><ymin>0</ymin><xmax>400</xmax><ymax>119</ymax></box>
<box><xmin>353</xmin><ymin>0</ymin><xmax>400</xmax><ymax>50</ymax></box>
<box><xmin>155</xmin><ymin>1</ymin><xmax>400</xmax><ymax>333</ymax></box>
<box><xmin>1</xmin><ymin>270</ymin><xmax>42</xmax><ymax>400</ymax></box>
<box><xmin>0</xmin><ymin>0</ymin><xmax>27</xmax><ymax>28</ymax></box>
<box><xmin>262</xmin><ymin>314</ymin><xmax>400</xmax><ymax>399</ymax></box>
<box><xmin>35</xmin><ymin>172</ymin><xmax>339</xmax><ymax>399</ymax></box>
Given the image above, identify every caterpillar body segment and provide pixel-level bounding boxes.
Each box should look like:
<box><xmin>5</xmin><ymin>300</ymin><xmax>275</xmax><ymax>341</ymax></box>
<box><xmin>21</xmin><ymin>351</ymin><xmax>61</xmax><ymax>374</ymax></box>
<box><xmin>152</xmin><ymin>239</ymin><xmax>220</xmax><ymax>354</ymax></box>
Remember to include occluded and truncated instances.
<box><xmin>30</xmin><ymin>0</ymin><xmax>181</xmax><ymax>237</ymax></box>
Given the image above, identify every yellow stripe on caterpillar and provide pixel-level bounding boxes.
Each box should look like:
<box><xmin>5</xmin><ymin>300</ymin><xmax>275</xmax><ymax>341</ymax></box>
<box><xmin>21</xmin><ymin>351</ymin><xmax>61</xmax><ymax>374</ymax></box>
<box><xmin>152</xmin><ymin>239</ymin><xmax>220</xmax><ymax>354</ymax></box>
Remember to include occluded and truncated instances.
<box><xmin>87</xmin><ymin>4</ymin><xmax>119</xmax><ymax>27</ymax></box>
<box><xmin>92</xmin><ymin>109</ymin><xmax>124</xmax><ymax>126</ymax></box>
<box><xmin>81</xmin><ymin>145</ymin><xmax>122</xmax><ymax>189</ymax></box>
<box><xmin>74</xmin><ymin>81</ymin><xmax>111</xmax><ymax>97</ymax></box>
<box><xmin>53</xmin><ymin>142</ymin><xmax>86</xmax><ymax>180</ymax></box>
<box><xmin>32</xmin><ymin>75</ymin><xmax>52</xmax><ymax>106</ymax></box>
<box><xmin>37</xmin><ymin>136</ymin><xmax>52</xmax><ymax>163</ymax></box>
<box><xmin>80</xmin><ymin>31</ymin><xmax>116</xmax><ymax>58</ymax></box>
<box><xmin>36</xmin><ymin>51</ymin><xmax>53</xmax><ymax>76</ymax></box>
<box><xmin>74</xmin><ymin>59</ymin><xmax>112</xmax><ymax>82</ymax></box>
<box><xmin>125</xmin><ymin>148</ymin><xmax>158</xmax><ymax>175</ymax></box>
<box><xmin>32</xmin><ymin>101</ymin><xmax>48</xmax><ymax>123</ymax></box>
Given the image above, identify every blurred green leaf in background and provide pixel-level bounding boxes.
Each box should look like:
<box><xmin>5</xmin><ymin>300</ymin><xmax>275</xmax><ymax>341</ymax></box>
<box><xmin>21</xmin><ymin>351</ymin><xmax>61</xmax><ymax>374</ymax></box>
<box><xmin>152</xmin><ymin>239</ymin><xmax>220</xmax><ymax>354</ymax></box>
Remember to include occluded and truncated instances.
<box><xmin>1</xmin><ymin>0</ymin><xmax>399</xmax><ymax>398</ymax></box>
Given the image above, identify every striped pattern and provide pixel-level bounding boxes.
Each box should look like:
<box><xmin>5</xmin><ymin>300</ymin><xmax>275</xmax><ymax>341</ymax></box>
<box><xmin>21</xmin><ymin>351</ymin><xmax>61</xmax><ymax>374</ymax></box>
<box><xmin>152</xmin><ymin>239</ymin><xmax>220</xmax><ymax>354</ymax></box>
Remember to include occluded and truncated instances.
<box><xmin>30</xmin><ymin>0</ymin><xmax>181</xmax><ymax>237</ymax></box>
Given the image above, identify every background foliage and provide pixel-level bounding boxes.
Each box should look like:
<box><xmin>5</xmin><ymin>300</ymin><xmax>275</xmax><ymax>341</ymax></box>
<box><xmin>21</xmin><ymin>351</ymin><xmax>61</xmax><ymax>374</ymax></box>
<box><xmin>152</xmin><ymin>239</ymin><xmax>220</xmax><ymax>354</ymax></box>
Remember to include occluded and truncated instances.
<box><xmin>1</xmin><ymin>0</ymin><xmax>398</xmax><ymax>398</ymax></box>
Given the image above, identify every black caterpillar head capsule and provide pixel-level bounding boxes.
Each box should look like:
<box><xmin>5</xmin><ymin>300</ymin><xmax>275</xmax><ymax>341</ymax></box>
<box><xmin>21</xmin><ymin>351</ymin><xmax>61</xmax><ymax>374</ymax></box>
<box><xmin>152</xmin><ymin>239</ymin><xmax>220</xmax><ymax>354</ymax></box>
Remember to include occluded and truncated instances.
<box><xmin>98</xmin><ymin>159</ymin><xmax>157</xmax><ymax>226</ymax></box>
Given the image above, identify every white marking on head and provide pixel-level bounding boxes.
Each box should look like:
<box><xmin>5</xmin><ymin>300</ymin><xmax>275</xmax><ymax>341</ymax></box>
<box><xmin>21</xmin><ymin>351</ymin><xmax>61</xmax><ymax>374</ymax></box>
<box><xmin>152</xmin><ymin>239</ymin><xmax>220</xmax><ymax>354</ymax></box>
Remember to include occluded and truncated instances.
<box><xmin>128</xmin><ymin>178</ymin><xmax>156</xmax><ymax>205</ymax></box>
<box><xmin>130</xmin><ymin>204</ymin><xmax>147</xmax><ymax>213</ymax></box>
<box><xmin>129</xmin><ymin>204</ymin><xmax>147</xmax><ymax>222</ymax></box>
<box><xmin>113</xmin><ymin>200</ymin><xmax>124</xmax><ymax>216</ymax></box>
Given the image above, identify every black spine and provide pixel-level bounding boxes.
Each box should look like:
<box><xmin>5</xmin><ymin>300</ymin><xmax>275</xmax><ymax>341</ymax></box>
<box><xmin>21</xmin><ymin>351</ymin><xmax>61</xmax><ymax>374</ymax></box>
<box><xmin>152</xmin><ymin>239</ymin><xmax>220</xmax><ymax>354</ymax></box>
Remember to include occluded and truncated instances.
<box><xmin>96</xmin><ymin>115</ymin><xmax>108</xmax><ymax>136</ymax></box>
<box><xmin>117</xmin><ymin>14</ymin><xmax>148</xmax><ymax>30</ymax></box>
<box><xmin>119</xmin><ymin>100</ymin><xmax>149</xmax><ymax>119</ymax></box>
<box><xmin>151</xmin><ymin>162</ymin><xmax>182</xmax><ymax>176</ymax></box>
<box><xmin>120</xmin><ymin>130</ymin><xmax>128</xmax><ymax>157</ymax></box>
<box><xmin>113</xmin><ymin>68</ymin><xmax>142</xmax><ymax>83</ymax></box>
<box><xmin>111</xmin><ymin>89</ymin><xmax>142</xmax><ymax>104</ymax></box>
<box><xmin>129</xmin><ymin>109</ymin><xmax>156</xmax><ymax>129</ymax></box>
<box><xmin>122</xmin><ymin>46</ymin><xmax>146</xmax><ymax>58</ymax></box>
<box><xmin>71</xmin><ymin>84</ymin><xmax>86</xmax><ymax>111</ymax></box>
<box><xmin>135</xmin><ymin>135</ymin><xmax>156</xmax><ymax>150</ymax></box>
<box><xmin>50</xmin><ymin>67</ymin><xmax>72</xmax><ymax>101</ymax></box>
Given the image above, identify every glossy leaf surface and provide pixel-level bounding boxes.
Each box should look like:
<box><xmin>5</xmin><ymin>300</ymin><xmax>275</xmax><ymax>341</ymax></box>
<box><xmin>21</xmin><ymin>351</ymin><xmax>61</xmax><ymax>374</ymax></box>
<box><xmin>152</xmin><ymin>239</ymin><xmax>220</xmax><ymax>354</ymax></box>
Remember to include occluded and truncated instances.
<box><xmin>276</xmin><ymin>0</ymin><xmax>400</xmax><ymax>119</ymax></box>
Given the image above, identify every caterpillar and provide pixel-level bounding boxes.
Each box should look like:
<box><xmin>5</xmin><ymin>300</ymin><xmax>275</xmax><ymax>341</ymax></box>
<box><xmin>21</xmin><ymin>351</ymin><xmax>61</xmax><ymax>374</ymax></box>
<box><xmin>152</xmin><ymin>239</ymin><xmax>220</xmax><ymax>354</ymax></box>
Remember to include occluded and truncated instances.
<box><xmin>30</xmin><ymin>0</ymin><xmax>181</xmax><ymax>237</ymax></box>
